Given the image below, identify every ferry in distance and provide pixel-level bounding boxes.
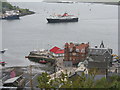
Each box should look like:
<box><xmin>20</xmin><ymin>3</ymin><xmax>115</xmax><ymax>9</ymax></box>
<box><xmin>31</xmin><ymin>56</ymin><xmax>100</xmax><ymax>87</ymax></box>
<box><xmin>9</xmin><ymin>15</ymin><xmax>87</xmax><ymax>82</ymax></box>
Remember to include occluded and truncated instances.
<box><xmin>46</xmin><ymin>13</ymin><xmax>79</xmax><ymax>23</ymax></box>
<box><xmin>57</xmin><ymin>1</ymin><xmax>76</xmax><ymax>3</ymax></box>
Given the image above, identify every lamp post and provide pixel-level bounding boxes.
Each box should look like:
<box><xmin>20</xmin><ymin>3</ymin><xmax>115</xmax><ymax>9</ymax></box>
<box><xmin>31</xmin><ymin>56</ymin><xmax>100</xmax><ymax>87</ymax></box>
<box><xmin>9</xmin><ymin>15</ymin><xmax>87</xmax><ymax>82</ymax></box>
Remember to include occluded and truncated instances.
<box><xmin>105</xmin><ymin>59</ymin><xmax>109</xmax><ymax>80</ymax></box>
<box><xmin>29</xmin><ymin>65</ymin><xmax>33</xmax><ymax>90</ymax></box>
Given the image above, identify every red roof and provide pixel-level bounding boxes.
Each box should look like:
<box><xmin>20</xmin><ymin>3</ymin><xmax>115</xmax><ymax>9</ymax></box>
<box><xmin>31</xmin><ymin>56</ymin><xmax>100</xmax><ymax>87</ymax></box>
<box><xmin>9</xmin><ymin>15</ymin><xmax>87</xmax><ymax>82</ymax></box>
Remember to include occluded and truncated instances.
<box><xmin>55</xmin><ymin>49</ymin><xmax>64</xmax><ymax>54</ymax></box>
<box><xmin>50</xmin><ymin>46</ymin><xmax>60</xmax><ymax>53</ymax></box>
<box><xmin>50</xmin><ymin>46</ymin><xmax>64</xmax><ymax>54</ymax></box>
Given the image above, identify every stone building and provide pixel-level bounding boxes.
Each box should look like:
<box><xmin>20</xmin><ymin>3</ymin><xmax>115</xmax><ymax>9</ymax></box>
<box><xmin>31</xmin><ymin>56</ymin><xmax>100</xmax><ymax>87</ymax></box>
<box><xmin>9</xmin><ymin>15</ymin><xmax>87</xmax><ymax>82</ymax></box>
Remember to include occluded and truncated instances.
<box><xmin>64</xmin><ymin>42</ymin><xmax>89</xmax><ymax>67</ymax></box>
<box><xmin>87</xmin><ymin>41</ymin><xmax>113</xmax><ymax>74</ymax></box>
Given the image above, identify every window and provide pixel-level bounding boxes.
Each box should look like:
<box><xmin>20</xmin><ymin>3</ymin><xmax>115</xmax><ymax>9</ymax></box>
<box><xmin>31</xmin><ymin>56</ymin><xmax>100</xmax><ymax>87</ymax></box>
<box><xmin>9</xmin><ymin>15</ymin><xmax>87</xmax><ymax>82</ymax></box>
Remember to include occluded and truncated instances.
<box><xmin>81</xmin><ymin>54</ymin><xmax>85</xmax><ymax>57</ymax></box>
<box><xmin>76</xmin><ymin>49</ymin><xmax>79</xmax><ymax>52</ymax></box>
<box><xmin>72</xmin><ymin>53</ymin><xmax>76</xmax><ymax>56</ymax></box>
<box><xmin>69</xmin><ymin>57</ymin><xmax>72</xmax><ymax>60</ymax></box>
<box><xmin>73</xmin><ymin>58</ymin><xmax>75</xmax><ymax>60</ymax></box>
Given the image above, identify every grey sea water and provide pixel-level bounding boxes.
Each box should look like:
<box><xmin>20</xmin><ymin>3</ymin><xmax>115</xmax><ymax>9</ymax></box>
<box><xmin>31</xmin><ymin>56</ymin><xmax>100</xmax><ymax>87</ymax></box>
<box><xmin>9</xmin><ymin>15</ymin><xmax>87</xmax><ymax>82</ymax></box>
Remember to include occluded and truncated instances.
<box><xmin>1</xmin><ymin>2</ymin><xmax>118</xmax><ymax>67</ymax></box>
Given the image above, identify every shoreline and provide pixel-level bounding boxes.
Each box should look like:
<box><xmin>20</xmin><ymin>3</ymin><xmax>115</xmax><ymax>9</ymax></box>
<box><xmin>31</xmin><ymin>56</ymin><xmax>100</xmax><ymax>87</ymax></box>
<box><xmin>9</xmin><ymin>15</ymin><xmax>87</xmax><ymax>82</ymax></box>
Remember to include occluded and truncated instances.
<box><xmin>1</xmin><ymin>1</ymin><xmax>35</xmax><ymax>19</ymax></box>
<box><xmin>83</xmin><ymin>1</ymin><xmax>119</xmax><ymax>5</ymax></box>
<box><xmin>44</xmin><ymin>1</ymin><xmax>119</xmax><ymax>5</ymax></box>
<box><xmin>19</xmin><ymin>11</ymin><xmax>35</xmax><ymax>17</ymax></box>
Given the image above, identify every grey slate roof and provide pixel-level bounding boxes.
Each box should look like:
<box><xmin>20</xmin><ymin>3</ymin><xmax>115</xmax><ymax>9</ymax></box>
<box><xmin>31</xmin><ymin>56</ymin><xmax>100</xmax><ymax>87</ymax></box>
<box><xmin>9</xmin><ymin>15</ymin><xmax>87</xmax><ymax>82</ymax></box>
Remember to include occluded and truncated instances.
<box><xmin>89</xmin><ymin>47</ymin><xmax>112</xmax><ymax>55</ymax></box>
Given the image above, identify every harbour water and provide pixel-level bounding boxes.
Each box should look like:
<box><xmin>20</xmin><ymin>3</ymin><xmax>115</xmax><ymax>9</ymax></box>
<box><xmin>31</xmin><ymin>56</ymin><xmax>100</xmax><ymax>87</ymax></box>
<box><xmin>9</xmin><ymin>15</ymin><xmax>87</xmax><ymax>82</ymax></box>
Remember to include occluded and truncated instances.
<box><xmin>1</xmin><ymin>2</ymin><xmax>118</xmax><ymax>67</ymax></box>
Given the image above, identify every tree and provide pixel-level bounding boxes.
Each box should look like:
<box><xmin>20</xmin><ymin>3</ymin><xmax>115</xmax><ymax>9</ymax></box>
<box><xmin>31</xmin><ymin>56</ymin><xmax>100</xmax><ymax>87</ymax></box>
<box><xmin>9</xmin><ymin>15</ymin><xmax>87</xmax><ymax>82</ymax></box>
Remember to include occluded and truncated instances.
<box><xmin>37</xmin><ymin>72</ymin><xmax>51</xmax><ymax>88</ymax></box>
<box><xmin>37</xmin><ymin>70</ymin><xmax>120</xmax><ymax>89</ymax></box>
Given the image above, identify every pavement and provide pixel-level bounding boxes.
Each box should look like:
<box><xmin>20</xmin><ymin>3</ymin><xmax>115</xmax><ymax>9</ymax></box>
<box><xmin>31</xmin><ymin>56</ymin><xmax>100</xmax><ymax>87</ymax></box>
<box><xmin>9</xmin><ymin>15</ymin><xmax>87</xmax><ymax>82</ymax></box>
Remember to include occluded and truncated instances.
<box><xmin>24</xmin><ymin>73</ymin><xmax>41</xmax><ymax>88</ymax></box>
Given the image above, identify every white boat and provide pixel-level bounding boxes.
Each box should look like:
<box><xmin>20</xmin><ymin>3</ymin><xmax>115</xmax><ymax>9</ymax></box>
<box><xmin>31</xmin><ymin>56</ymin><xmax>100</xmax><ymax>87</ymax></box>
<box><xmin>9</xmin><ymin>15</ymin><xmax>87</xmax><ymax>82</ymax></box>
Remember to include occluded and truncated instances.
<box><xmin>0</xmin><ymin>49</ymin><xmax>8</xmax><ymax>54</ymax></box>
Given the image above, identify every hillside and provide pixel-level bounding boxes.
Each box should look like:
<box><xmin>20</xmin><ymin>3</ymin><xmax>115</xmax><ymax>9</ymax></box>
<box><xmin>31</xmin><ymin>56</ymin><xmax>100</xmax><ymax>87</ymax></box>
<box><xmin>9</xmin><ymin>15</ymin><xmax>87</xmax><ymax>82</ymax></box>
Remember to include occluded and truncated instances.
<box><xmin>0</xmin><ymin>1</ymin><xmax>35</xmax><ymax>16</ymax></box>
<box><xmin>44</xmin><ymin>0</ymin><xmax>119</xmax><ymax>2</ymax></box>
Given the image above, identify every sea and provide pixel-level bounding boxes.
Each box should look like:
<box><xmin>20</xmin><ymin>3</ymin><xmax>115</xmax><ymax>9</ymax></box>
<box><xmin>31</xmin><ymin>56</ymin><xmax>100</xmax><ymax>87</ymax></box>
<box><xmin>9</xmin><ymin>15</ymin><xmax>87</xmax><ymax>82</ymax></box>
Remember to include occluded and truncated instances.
<box><xmin>0</xmin><ymin>2</ymin><xmax>118</xmax><ymax>67</ymax></box>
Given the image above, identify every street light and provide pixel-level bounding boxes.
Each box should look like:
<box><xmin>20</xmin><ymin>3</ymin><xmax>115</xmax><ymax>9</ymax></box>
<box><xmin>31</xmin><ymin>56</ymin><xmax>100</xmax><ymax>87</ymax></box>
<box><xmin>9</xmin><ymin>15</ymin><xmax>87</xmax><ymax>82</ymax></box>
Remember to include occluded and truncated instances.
<box><xmin>29</xmin><ymin>65</ymin><xmax>33</xmax><ymax>90</ymax></box>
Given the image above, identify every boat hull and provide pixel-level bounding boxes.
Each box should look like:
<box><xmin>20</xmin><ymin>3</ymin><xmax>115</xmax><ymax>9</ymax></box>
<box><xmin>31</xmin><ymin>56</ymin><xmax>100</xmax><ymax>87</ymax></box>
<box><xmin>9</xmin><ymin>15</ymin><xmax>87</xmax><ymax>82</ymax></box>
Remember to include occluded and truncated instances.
<box><xmin>39</xmin><ymin>60</ymin><xmax>48</xmax><ymax>64</ymax></box>
<box><xmin>2</xmin><ymin>15</ymin><xmax>20</xmax><ymax>20</ymax></box>
<box><xmin>47</xmin><ymin>18</ymin><xmax>78</xmax><ymax>23</ymax></box>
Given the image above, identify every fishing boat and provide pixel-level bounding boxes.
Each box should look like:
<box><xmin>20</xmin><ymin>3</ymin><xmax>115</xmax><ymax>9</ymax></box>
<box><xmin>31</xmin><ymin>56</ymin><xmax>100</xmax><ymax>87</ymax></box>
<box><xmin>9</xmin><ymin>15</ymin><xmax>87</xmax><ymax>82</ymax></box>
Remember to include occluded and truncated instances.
<box><xmin>46</xmin><ymin>13</ymin><xmax>78</xmax><ymax>23</ymax></box>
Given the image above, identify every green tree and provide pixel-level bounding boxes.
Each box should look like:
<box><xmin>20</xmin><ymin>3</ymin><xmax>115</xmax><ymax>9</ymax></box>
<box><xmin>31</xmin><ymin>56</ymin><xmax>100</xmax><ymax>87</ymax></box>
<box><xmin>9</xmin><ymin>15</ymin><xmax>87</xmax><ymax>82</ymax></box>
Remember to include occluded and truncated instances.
<box><xmin>109</xmin><ymin>75</ymin><xmax>120</xmax><ymax>89</ymax></box>
<box><xmin>37</xmin><ymin>72</ymin><xmax>51</xmax><ymax>88</ymax></box>
<box><xmin>37</xmin><ymin>70</ymin><xmax>120</xmax><ymax>89</ymax></box>
<box><xmin>94</xmin><ymin>77</ymin><xmax>109</xmax><ymax>88</ymax></box>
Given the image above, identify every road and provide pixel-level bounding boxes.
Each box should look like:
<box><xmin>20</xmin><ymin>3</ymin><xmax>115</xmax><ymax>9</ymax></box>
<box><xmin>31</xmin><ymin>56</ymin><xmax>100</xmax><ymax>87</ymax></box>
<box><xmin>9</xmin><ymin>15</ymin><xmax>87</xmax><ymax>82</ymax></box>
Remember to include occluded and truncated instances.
<box><xmin>24</xmin><ymin>73</ymin><xmax>41</xmax><ymax>88</ymax></box>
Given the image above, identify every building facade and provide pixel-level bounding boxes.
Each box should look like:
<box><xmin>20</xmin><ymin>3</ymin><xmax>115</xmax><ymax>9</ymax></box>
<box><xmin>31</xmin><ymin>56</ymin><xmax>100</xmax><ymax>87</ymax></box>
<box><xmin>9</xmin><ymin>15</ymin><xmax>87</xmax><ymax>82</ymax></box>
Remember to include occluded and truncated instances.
<box><xmin>88</xmin><ymin>41</ymin><xmax>113</xmax><ymax>67</ymax></box>
<box><xmin>64</xmin><ymin>42</ymin><xmax>89</xmax><ymax>66</ymax></box>
<box><xmin>87</xmin><ymin>41</ymin><xmax>113</xmax><ymax>75</ymax></box>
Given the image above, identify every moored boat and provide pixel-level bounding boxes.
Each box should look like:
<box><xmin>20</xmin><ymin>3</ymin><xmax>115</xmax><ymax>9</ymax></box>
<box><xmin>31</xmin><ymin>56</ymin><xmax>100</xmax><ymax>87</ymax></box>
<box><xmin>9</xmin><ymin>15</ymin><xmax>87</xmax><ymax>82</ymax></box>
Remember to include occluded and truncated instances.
<box><xmin>46</xmin><ymin>13</ymin><xmax>78</xmax><ymax>23</ymax></box>
<box><xmin>2</xmin><ymin>10</ymin><xmax>20</xmax><ymax>20</ymax></box>
<box><xmin>0</xmin><ymin>61</ymin><xmax>7</xmax><ymax>66</ymax></box>
<box><xmin>25</xmin><ymin>49</ymin><xmax>55</xmax><ymax>64</ymax></box>
<box><xmin>2</xmin><ymin>15</ymin><xmax>20</xmax><ymax>20</ymax></box>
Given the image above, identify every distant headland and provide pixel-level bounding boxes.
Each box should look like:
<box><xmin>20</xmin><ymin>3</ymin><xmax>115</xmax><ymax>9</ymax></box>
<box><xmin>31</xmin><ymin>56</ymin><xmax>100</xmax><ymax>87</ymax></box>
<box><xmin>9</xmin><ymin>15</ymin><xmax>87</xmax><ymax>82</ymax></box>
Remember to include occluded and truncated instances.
<box><xmin>0</xmin><ymin>1</ymin><xmax>35</xmax><ymax>17</ymax></box>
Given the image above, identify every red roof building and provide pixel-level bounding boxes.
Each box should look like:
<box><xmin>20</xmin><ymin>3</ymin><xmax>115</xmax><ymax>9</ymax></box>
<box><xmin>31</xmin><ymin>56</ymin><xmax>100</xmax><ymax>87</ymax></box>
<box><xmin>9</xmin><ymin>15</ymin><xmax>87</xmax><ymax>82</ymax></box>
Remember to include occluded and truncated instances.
<box><xmin>50</xmin><ymin>46</ymin><xmax>64</xmax><ymax>57</ymax></box>
<box><xmin>50</xmin><ymin>46</ymin><xmax>60</xmax><ymax>53</ymax></box>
